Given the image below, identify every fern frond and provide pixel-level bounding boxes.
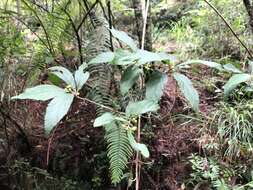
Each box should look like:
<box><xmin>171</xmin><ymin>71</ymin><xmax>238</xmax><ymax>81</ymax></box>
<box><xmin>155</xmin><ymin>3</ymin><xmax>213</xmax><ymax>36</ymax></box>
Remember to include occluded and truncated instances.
<box><xmin>86</xmin><ymin>15</ymin><xmax>133</xmax><ymax>184</ymax></box>
<box><xmin>85</xmin><ymin>16</ymin><xmax>113</xmax><ymax>114</ymax></box>
<box><xmin>105</xmin><ymin>122</ymin><xmax>133</xmax><ymax>184</ymax></box>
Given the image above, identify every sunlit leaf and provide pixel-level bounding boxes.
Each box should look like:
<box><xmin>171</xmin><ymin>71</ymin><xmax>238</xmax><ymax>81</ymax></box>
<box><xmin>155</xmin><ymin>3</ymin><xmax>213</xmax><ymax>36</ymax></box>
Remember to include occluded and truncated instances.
<box><xmin>74</xmin><ymin>65</ymin><xmax>89</xmax><ymax>91</ymax></box>
<box><xmin>127</xmin><ymin>131</ymin><xmax>149</xmax><ymax>158</ymax></box>
<box><xmin>94</xmin><ymin>112</ymin><xmax>115</xmax><ymax>127</ymax></box>
<box><xmin>224</xmin><ymin>73</ymin><xmax>251</xmax><ymax>97</ymax></box>
<box><xmin>88</xmin><ymin>52</ymin><xmax>115</xmax><ymax>64</ymax></box>
<box><xmin>223</xmin><ymin>63</ymin><xmax>242</xmax><ymax>73</ymax></box>
<box><xmin>49</xmin><ymin>66</ymin><xmax>76</xmax><ymax>88</ymax></box>
<box><xmin>178</xmin><ymin>60</ymin><xmax>223</xmax><ymax>71</ymax></box>
<box><xmin>45</xmin><ymin>93</ymin><xmax>74</xmax><ymax>133</ymax></box>
<box><xmin>112</xmin><ymin>49</ymin><xmax>139</xmax><ymax>65</ymax></box>
<box><xmin>126</xmin><ymin>99</ymin><xmax>159</xmax><ymax>117</ymax></box>
<box><xmin>11</xmin><ymin>85</ymin><xmax>65</xmax><ymax>101</ymax></box>
<box><xmin>111</xmin><ymin>28</ymin><xmax>137</xmax><ymax>51</ymax></box>
<box><xmin>136</xmin><ymin>50</ymin><xmax>177</xmax><ymax>65</ymax></box>
<box><xmin>173</xmin><ymin>72</ymin><xmax>199</xmax><ymax>112</ymax></box>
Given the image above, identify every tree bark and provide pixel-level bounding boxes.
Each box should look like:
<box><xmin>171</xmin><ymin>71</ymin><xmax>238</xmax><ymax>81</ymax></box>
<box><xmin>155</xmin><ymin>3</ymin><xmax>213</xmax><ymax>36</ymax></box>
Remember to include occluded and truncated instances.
<box><xmin>145</xmin><ymin>4</ymin><xmax>152</xmax><ymax>51</ymax></box>
<box><xmin>132</xmin><ymin>0</ymin><xmax>152</xmax><ymax>51</ymax></box>
<box><xmin>243</xmin><ymin>0</ymin><xmax>253</xmax><ymax>32</ymax></box>
<box><xmin>132</xmin><ymin>0</ymin><xmax>143</xmax><ymax>47</ymax></box>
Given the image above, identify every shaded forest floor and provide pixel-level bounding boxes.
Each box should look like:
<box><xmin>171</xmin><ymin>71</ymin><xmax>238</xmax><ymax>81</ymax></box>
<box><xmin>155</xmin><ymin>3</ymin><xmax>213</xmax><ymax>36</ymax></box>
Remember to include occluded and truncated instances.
<box><xmin>1</xmin><ymin>0</ymin><xmax>253</xmax><ymax>189</ymax></box>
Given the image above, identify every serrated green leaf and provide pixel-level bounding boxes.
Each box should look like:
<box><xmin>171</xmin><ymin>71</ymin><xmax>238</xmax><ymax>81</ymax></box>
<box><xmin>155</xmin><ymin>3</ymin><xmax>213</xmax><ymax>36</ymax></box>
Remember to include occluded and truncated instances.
<box><xmin>49</xmin><ymin>66</ymin><xmax>76</xmax><ymax>88</ymax></box>
<box><xmin>178</xmin><ymin>60</ymin><xmax>223</xmax><ymax>71</ymax></box>
<box><xmin>146</xmin><ymin>71</ymin><xmax>168</xmax><ymax>102</ymax></box>
<box><xmin>94</xmin><ymin>112</ymin><xmax>115</xmax><ymax>127</ymax></box>
<box><xmin>224</xmin><ymin>73</ymin><xmax>251</xmax><ymax>97</ymax></box>
<box><xmin>127</xmin><ymin>131</ymin><xmax>149</xmax><ymax>158</ymax></box>
<box><xmin>11</xmin><ymin>85</ymin><xmax>66</xmax><ymax>101</ymax></box>
<box><xmin>45</xmin><ymin>93</ymin><xmax>74</xmax><ymax>133</ymax></box>
<box><xmin>126</xmin><ymin>99</ymin><xmax>159</xmax><ymax>117</ymax></box>
<box><xmin>136</xmin><ymin>50</ymin><xmax>177</xmax><ymax>65</ymax></box>
<box><xmin>120</xmin><ymin>66</ymin><xmax>142</xmax><ymax>95</ymax></box>
<box><xmin>88</xmin><ymin>52</ymin><xmax>115</xmax><ymax>64</ymax></box>
<box><xmin>111</xmin><ymin>28</ymin><xmax>137</xmax><ymax>51</ymax></box>
<box><xmin>223</xmin><ymin>63</ymin><xmax>242</xmax><ymax>73</ymax></box>
<box><xmin>173</xmin><ymin>72</ymin><xmax>199</xmax><ymax>112</ymax></box>
<box><xmin>74</xmin><ymin>66</ymin><xmax>89</xmax><ymax>91</ymax></box>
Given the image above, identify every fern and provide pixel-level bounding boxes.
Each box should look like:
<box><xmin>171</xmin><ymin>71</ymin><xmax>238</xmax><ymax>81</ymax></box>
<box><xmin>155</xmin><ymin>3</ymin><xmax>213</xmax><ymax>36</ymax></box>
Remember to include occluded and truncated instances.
<box><xmin>86</xmin><ymin>15</ymin><xmax>133</xmax><ymax>184</ymax></box>
<box><xmin>18</xmin><ymin>0</ymin><xmax>74</xmax><ymax>86</ymax></box>
<box><xmin>213</xmin><ymin>179</ymin><xmax>231</xmax><ymax>190</ymax></box>
<box><xmin>85</xmin><ymin>16</ymin><xmax>113</xmax><ymax>114</ymax></box>
<box><xmin>214</xmin><ymin>101</ymin><xmax>253</xmax><ymax>159</ymax></box>
<box><xmin>105</xmin><ymin>121</ymin><xmax>133</xmax><ymax>184</ymax></box>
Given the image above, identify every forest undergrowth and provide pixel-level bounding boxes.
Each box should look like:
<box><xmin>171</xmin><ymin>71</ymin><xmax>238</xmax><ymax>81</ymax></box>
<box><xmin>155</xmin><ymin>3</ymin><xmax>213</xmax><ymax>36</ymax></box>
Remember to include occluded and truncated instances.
<box><xmin>1</xmin><ymin>0</ymin><xmax>253</xmax><ymax>190</ymax></box>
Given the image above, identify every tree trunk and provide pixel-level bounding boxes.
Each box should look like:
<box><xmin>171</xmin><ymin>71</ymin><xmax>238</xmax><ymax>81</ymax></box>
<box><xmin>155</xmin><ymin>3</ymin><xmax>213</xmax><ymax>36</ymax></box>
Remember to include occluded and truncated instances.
<box><xmin>132</xmin><ymin>0</ymin><xmax>152</xmax><ymax>51</ymax></box>
<box><xmin>132</xmin><ymin>0</ymin><xmax>143</xmax><ymax>47</ymax></box>
<box><xmin>243</xmin><ymin>0</ymin><xmax>253</xmax><ymax>32</ymax></box>
<box><xmin>145</xmin><ymin>4</ymin><xmax>152</xmax><ymax>51</ymax></box>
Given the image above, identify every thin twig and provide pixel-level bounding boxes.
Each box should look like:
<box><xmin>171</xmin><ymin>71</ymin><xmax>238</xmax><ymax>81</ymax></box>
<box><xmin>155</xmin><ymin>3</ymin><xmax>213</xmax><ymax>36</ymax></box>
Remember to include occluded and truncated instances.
<box><xmin>135</xmin><ymin>1</ymin><xmax>150</xmax><ymax>189</ymax></box>
<box><xmin>62</xmin><ymin>1</ymin><xmax>83</xmax><ymax>66</ymax></box>
<box><xmin>27</xmin><ymin>0</ymin><xmax>50</xmax><ymax>12</ymax></box>
<box><xmin>81</xmin><ymin>0</ymin><xmax>97</xmax><ymax>28</ymax></box>
<box><xmin>46</xmin><ymin>125</ymin><xmax>58</xmax><ymax>166</ymax></box>
<box><xmin>203</xmin><ymin>0</ymin><xmax>253</xmax><ymax>59</ymax></box>
<box><xmin>1</xmin><ymin>10</ymin><xmax>51</xmax><ymax>51</ymax></box>
<box><xmin>75</xmin><ymin>96</ymin><xmax>125</xmax><ymax>116</ymax></box>
<box><xmin>107</xmin><ymin>0</ymin><xmax>114</xmax><ymax>51</ymax></box>
<box><xmin>98</xmin><ymin>0</ymin><xmax>108</xmax><ymax>20</ymax></box>
<box><xmin>141</xmin><ymin>0</ymin><xmax>149</xmax><ymax>50</ymax></box>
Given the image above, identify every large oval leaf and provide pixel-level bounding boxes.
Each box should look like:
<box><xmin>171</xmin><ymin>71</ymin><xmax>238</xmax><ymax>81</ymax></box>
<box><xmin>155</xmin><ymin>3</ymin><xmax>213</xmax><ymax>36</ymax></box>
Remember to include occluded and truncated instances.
<box><xmin>177</xmin><ymin>60</ymin><xmax>223</xmax><ymax>71</ymax></box>
<box><xmin>120</xmin><ymin>66</ymin><xmax>142</xmax><ymax>95</ymax></box>
<box><xmin>127</xmin><ymin>131</ymin><xmax>149</xmax><ymax>158</ymax></box>
<box><xmin>45</xmin><ymin>93</ymin><xmax>74</xmax><ymax>133</ymax></box>
<box><xmin>94</xmin><ymin>112</ymin><xmax>115</xmax><ymax>127</ymax></box>
<box><xmin>49</xmin><ymin>66</ymin><xmax>76</xmax><ymax>88</ymax></box>
<box><xmin>136</xmin><ymin>50</ymin><xmax>177</xmax><ymax>65</ymax></box>
<box><xmin>110</xmin><ymin>29</ymin><xmax>137</xmax><ymax>51</ymax></box>
<box><xmin>126</xmin><ymin>99</ymin><xmax>159</xmax><ymax>117</ymax></box>
<box><xmin>11</xmin><ymin>85</ymin><xmax>66</xmax><ymax>101</ymax></box>
<box><xmin>74</xmin><ymin>69</ymin><xmax>90</xmax><ymax>91</ymax></box>
<box><xmin>173</xmin><ymin>72</ymin><xmax>199</xmax><ymax>112</ymax></box>
<box><xmin>112</xmin><ymin>50</ymin><xmax>139</xmax><ymax>65</ymax></box>
<box><xmin>223</xmin><ymin>63</ymin><xmax>242</xmax><ymax>73</ymax></box>
<box><xmin>146</xmin><ymin>71</ymin><xmax>168</xmax><ymax>102</ymax></box>
<box><xmin>224</xmin><ymin>73</ymin><xmax>251</xmax><ymax>97</ymax></box>
<box><xmin>88</xmin><ymin>52</ymin><xmax>115</xmax><ymax>64</ymax></box>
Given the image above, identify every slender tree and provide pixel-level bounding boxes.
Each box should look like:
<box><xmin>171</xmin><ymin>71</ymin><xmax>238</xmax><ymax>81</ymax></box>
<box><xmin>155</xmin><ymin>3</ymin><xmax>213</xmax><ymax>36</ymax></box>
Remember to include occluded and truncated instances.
<box><xmin>132</xmin><ymin>0</ymin><xmax>152</xmax><ymax>51</ymax></box>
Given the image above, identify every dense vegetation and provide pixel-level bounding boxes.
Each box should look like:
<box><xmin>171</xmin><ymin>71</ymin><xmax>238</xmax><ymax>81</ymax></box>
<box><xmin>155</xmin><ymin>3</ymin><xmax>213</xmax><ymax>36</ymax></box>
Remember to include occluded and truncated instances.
<box><xmin>1</xmin><ymin>0</ymin><xmax>253</xmax><ymax>189</ymax></box>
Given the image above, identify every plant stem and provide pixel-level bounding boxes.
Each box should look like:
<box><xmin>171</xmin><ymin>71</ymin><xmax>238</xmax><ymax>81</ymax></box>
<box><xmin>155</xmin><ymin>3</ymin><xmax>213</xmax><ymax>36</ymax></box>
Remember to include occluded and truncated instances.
<box><xmin>136</xmin><ymin>1</ymin><xmax>150</xmax><ymax>190</ymax></box>
<box><xmin>75</xmin><ymin>95</ymin><xmax>125</xmax><ymax>116</ymax></box>
<box><xmin>141</xmin><ymin>0</ymin><xmax>149</xmax><ymax>50</ymax></box>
